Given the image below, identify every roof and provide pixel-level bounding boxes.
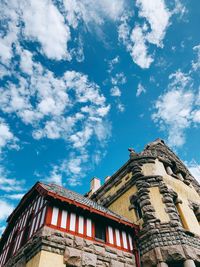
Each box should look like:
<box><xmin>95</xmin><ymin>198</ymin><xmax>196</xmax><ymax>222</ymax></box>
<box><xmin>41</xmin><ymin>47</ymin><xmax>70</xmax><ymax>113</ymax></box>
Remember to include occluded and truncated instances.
<box><xmin>40</xmin><ymin>182</ymin><xmax>134</xmax><ymax>226</ymax></box>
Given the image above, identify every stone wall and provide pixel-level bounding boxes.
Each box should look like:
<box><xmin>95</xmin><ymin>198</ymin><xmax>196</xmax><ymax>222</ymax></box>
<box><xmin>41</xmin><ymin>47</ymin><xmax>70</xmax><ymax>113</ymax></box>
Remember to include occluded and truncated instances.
<box><xmin>5</xmin><ymin>226</ymin><xmax>136</xmax><ymax>267</ymax></box>
<box><xmin>90</xmin><ymin>140</ymin><xmax>200</xmax><ymax>266</ymax></box>
<box><xmin>128</xmin><ymin>158</ymin><xmax>200</xmax><ymax>266</ymax></box>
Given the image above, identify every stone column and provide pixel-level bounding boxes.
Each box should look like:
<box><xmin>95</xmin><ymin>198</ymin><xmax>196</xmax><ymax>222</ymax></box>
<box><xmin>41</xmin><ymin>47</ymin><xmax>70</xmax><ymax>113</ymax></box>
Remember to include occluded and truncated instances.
<box><xmin>157</xmin><ymin>262</ymin><xmax>168</xmax><ymax>267</ymax></box>
<box><xmin>184</xmin><ymin>259</ymin><xmax>196</xmax><ymax>267</ymax></box>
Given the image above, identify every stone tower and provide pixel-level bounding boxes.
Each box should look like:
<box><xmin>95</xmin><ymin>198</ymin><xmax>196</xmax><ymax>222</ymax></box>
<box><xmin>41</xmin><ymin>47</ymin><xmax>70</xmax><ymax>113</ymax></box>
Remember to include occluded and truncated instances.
<box><xmin>89</xmin><ymin>139</ymin><xmax>200</xmax><ymax>267</ymax></box>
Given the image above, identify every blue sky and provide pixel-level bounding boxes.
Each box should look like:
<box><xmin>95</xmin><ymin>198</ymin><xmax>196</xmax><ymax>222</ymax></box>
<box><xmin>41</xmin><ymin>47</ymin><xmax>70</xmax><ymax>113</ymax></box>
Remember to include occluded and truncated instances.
<box><xmin>1</xmin><ymin>0</ymin><xmax>200</xmax><ymax>234</ymax></box>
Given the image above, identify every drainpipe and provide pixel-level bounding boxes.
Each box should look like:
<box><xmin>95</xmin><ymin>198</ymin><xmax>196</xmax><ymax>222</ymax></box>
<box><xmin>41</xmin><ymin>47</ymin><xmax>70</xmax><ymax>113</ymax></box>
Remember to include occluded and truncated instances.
<box><xmin>133</xmin><ymin>228</ymin><xmax>141</xmax><ymax>267</ymax></box>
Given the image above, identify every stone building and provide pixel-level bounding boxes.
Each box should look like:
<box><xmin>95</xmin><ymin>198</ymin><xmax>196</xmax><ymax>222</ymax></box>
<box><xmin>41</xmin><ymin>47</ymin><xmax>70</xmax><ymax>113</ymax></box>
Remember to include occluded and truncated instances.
<box><xmin>0</xmin><ymin>138</ymin><xmax>200</xmax><ymax>267</ymax></box>
<box><xmin>89</xmin><ymin>139</ymin><xmax>200</xmax><ymax>267</ymax></box>
<box><xmin>0</xmin><ymin>182</ymin><xmax>139</xmax><ymax>267</ymax></box>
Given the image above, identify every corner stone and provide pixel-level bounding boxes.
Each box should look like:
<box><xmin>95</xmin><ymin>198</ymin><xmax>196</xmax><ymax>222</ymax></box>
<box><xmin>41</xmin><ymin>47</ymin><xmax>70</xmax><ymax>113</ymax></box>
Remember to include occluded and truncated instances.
<box><xmin>64</xmin><ymin>247</ymin><xmax>82</xmax><ymax>267</ymax></box>
<box><xmin>82</xmin><ymin>252</ymin><xmax>97</xmax><ymax>267</ymax></box>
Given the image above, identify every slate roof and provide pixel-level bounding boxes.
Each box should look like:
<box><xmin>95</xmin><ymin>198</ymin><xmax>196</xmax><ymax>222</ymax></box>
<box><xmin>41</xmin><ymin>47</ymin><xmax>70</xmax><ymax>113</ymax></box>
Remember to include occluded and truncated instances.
<box><xmin>40</xmin><ymin>182</ymin><xmax>132</xmax><ymax>224</ymax></box>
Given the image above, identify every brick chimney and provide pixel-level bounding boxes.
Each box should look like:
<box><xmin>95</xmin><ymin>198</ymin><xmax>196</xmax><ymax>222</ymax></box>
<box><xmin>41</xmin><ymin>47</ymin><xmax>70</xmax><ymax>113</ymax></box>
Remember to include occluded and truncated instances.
<box><xmin>90</xmin><ymin>177</ymin><xmax>101</xmax><ymax>193</ymax></box>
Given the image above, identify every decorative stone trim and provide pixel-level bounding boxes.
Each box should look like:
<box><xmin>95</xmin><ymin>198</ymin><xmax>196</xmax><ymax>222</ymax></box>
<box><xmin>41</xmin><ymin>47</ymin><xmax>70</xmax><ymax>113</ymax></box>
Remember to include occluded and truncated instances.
<box><xmin>4</xmin><ymin>227</ymin><xmax>136</xmax><ymax>267</ymax></box>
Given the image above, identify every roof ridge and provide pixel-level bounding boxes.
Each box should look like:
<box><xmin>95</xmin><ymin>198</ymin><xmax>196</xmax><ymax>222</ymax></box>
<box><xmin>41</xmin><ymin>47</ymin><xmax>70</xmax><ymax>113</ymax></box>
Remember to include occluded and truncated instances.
<box><xmin>40</xmin><ymin>182</ymin><xmax>133</xmax><ymax>224</ymax></box>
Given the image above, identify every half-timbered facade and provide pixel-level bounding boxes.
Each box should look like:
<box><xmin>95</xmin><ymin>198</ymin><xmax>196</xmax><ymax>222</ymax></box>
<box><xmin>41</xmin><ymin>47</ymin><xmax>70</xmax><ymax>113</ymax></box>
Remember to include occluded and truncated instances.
<box><xmin>2</xmin><ymin>138</ymin><xmax>200</xmax><ymax>267</ymax></box>
<box><xmin>0</xmin><ymin>182</ymin><xmax>139</xmax><ymax>267</ymax></box>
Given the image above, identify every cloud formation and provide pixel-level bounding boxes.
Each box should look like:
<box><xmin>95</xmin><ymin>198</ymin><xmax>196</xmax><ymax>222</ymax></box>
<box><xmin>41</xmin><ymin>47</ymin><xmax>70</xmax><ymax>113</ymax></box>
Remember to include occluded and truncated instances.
<box><xmin>136</xmin><ymin>83</ymin><xmax>146</xmax><ymax>97</ymax></box>
<box><xmin>118</xmin><ymin>0</ymin><xmax>170</xmax><ymax>68</ymax></box>
<box><xmin>152</xmin><ymin>70</ymin><xmax>200</xmax><ymax>147</ymax></box>
<box><xmin>0</xmin><ymin>200</ymin><xmax>14</xmax><ymax>221</ymax></box>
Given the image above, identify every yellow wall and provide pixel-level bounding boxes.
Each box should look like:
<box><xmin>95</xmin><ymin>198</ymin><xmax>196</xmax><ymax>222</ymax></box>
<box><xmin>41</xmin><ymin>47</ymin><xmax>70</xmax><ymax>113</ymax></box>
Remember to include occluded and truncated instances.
<box><xmin>108</xmin><ymin>186</ymin><xmax>138</xmax><ymax>223</ymax></box>
<box><xmin>26</xmin><ymin>251</ymin><xmax>65</xmax><ymax>267</ymax></box>
<box><xmin>102</xmin><ymin>172</ymin><xmax>132</xmax><ymax>199</ymax></box>
<box><xmin>149</xmin><ymin>187</ymin><xmax>170</xmax><ymax>222</ymax></box>
<box><xmin>142</xmin><ymin>159</ymin><xmax>200</xmax><ymax>235</ymax></box>
<box><xmin>26</xmin><ymin>252</ymin><xmax>41</xmax><ymax>267</ymax></box>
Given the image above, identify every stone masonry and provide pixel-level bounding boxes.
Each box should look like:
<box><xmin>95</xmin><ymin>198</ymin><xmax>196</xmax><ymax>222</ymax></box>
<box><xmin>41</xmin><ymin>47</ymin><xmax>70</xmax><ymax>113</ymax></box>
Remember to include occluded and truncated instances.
<box><xmin>90</xmin><ymin>139</ymin><xmax>200</xmax><ymax>267</ymax></box>
<box><xmin>5</xmin><ymin>226</ymin><xmax>136</xmax><ymax>267</ymax></box>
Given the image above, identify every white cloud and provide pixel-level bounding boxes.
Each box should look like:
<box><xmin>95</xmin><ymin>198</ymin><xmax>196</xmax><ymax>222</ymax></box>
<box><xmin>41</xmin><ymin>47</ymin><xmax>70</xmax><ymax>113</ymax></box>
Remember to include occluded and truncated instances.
<box><xmin>0</xmin><ymin>166</ymin><xmax>25</xmax><ymax>192</ymax></box>
<box><xmin>0</xmin><ymin>0</ymin><xmax>126</xmax><ymax>66</ymax></box>
<box><xmin>111</xmin><ymin>72</ymin><xmax>127</xmax><ymax>86</ymax></box>
<box><xmin>65</xmin><ymin>153</ymin><xmax>88</xmax><ymax>186</ymax></box>
<box><xmin>4</xmin><ymin>193</ymin><xmax>25</xmax><ymax>200</ymax></box>
<box><xmin>192</xmin><ymin>110</ymin><xmax>200</xmax><ymax>123</ymax></box>
<box><xmin>172</xmin><ymin>0</ymin><xmax>188</xmax><ymax>20</ymax></box>
<box><xmin>110</xmin><ymin>86</ymin><xmax>121</xmax><ymax>97</ymax></box>
<box><xmin>186</xmin><ymin>161</ymin><xmax>200</xmax><ymax>184</ymax></box>
<box><xmin>152</xmin><ymin>70</ymin><xmax>200</xmax><ymax>147</ymax></box>
<box><xmin>19</xmin><ymin>48</ymin><xmax>34</xmax><ymax>75</ymax></box>
<box><xmin>118</xmin><ymin>0</ymin><xmax>170</xmax><ymax>68</ymax></box>
<box><xmin>136</xmin><ymin>83</ymin><xmax>146</xmax><ymax>97</ymax></box>
<box><xmin>118</xmin><ymin>20</ymin><xmax>153</xmax><ymax>69</ymax></box>
<box><xmin>70</xmin><ymin>126</ymin><xmax>93</xmax><ymax>149</ymax></box>
<box><xmin>0</xmin><ymin>200</ymin><xmax>14</xmax><ymax>221</ymax></box>
<box><xmin>0</xmin><ymin>1</ymin><xmax>19</xmax><ymax>66</ymax></box>
<box><xmin>107</xmin><ymin>56</ymin><xmax>120</xmax><ymax>73</ymax></box>
<box><xmin>0</xmin><ymin>0</ymin><xmax>124</xmax><ymax>71</ymax></box>
<box><xmin>45</xmin><ymin>165</ymin><xmax>63</xmax><ymax>186</ymax></box>
<box><xmin>0</xmin><ymin>62</ymin><xmax>110</xmax><ymax>149</ymax></box>
<box><xmin>117</xmin><ymin>103</ymin><xmax>125</xmax><ymax>112</ymax></box>
<box><xmin>129</xmin><ymin>25</ymin><xmax>153</xmax><ymax>69</ymax></box>
<box><xmin>136</xmin><ymin>0</ymin><xmax>170</xmax><ymax>47</ymax></box>
<box><xmin>118</xmin><ymin>12</ymin><xmax>131</xmax><ymax>44</ymax></box>
<box><xmin>45</xmin><ymin>152</ymin><xmax>89</xmax><ymax>187</ymax></box>
<box><xmin>0</xmin><ymin>0</ymin><xmax>70</xmax><ymax>63</ymax></box>
<box><xmin>0</xmin><ymin>56</ymin><xmax>111</xmax><ymax>185</ymax></box>
<box><xmin>192</xmin><ymin>45</ymin><xmax>200</xmax><ymax>71</ymax></box>
<box><xmin>0</xmin><ymin>118</ymin><xmax>18</xmax><ymax>151</ymax></box>
<box><xmin>0</xmin><ymin>65</ymin><xmax>10</xmax><ymax>79</ymax></box>
<box><xmin>22</xmin><ymin>0</ymin><xmax>71</xmax><ymax>60</ymax></box>
<box><xmin>63</xmin><ymin>0</ymin><xmax>125</xmax><ymax>27</ymax></box>
<box><xmin>109</xmin><ymin>72</ymin><xmax>126</xmax><ymax>110</ymax></box>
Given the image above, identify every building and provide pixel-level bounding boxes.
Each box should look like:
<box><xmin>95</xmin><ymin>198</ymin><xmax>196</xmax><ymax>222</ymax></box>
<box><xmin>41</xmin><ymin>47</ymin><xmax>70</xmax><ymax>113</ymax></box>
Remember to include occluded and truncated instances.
<box><xmin>0</xmin><ymin>182</ymin><xmax>139</xmax><ymax>267</ymax></box>
<box><xmin>0</xmin><ymin>139</ymin><xmax>200</xmax><ymax>267</ymax></box>
<box><xmin>89</xmin><ymin>139</ymin><xmax>200</xmax><ymax>267</ymax></box>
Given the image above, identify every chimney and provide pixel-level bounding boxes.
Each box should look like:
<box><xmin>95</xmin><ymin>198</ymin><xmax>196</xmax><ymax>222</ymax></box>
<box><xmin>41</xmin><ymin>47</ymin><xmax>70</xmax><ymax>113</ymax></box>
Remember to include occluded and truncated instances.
<box><xmin>105</xmin><ymin>176</ymin><xmax>111</xmax><ymax>182</ymax></box>
<box><xmin>90</xmin><ymin>177</ymin><xmax>101</xmax><ymax>193</ymax></box>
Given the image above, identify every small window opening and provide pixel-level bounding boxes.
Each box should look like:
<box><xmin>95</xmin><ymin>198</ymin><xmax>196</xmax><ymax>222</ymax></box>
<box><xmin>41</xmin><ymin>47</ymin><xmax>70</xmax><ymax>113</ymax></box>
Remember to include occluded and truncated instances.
<box><xmin>95</xmin><ymin>221</ymin><xmax>106</xmax><ymax>242</ymax></box>
<box><xmin>193</xmin><ymin>207</ymin><xmax>200</xmax><ymax>225</ymax></box>
<box><xmin>165</xmin><ymin>165</ymin><xmax>173</xmax><ymax>175</ymax></box>
<box><xmin>171</xmin><ymin>162</ymin><xmax>177</xmax><ymax>174</ymax></box>
<box><xmin>134</xmin><ymin>202</ymin><xmax>143</xmax><ymax>220</ymax></box>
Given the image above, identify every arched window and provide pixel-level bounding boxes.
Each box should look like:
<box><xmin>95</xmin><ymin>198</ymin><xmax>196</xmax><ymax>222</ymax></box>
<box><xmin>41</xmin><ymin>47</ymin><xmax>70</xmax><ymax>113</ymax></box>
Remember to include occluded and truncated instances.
<box><xmin>129</xmin><ymin>194</ymin><xmax>143</xmax><ymax>221</ymax></box>
<box><xmin>21</xmin><ymin>212</ymin><xmax>34</xmax><ymax>247</ymax></box>
<box><xmin>192</xmin><ymin>205</ymin><xmax>200</xmax><ymax>225</ymax></box>
<box><xmin>134</xmin><ymin>201</ymin><xmax>143</xmax><ymax>220</ymax></box>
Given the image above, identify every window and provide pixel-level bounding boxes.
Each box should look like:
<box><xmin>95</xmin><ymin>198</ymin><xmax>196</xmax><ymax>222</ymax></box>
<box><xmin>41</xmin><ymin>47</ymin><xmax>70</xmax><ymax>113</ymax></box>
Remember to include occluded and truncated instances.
<box><xmin>95</xmin><ymin>221</ymin><xmax>106</xmax><ymax>242</ymax></box>
<box><xmin>193</xmin><ymin>206</ymin><xmax>200</xmax><ymax>225</ymax></box>
<box><xmin>134</xmin><ymin>202</ymin><xmax>142</xmax><ymax>220</ymax></box>
<box><xmin>165</xmin><ymin>165</ymin><xmax>173</xmax><ymax>175</ymax></box>
<box><xmin>171</xmin><ymin>161</ymin><xmax>177</xmax><ymax>174</ymax></box>
<box><xmin>130</xmin><ymin>194</ymin><xmax>143</xmax><ymax>221</ymax></box>
<box><xmin>21</xmin><ymin>213</ymin><xmax>34</xmax><ymax>247</ymax></box>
